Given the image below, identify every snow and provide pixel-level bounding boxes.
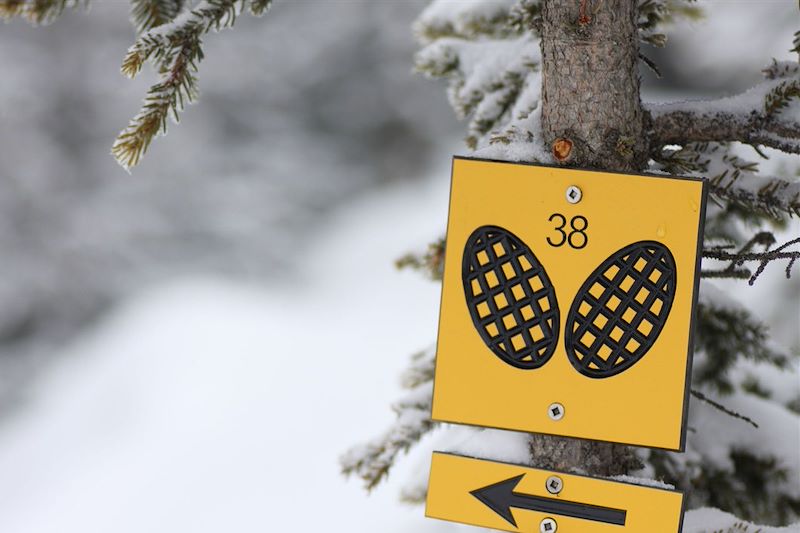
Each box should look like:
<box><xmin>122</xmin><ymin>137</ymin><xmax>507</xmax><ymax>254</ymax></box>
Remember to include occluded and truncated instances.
<box><xmin>684</xmin><ymin>508</ymin><xmax>800</xmax><ymax>532</ymax></box>
<box><xmin>646</xmin><ymin>76</ymin><xmax>796</xmax><ymax>121</ymax></box>
<box><xmin>609</xmin><ymin>475</ymin><xmax>674</xmax><ymax>490</ymax></box>
<box><xmin>0</xmin><ymin>169</ymin><xmax>453</xmax><ymax>533</ymax></box>
<box><xmin>687</xmin><ymin>388</ymin><xmax>800</xmax><ymax>499</ymax></box>
<box><xmin>439</xmin><ymin>425</ymin><xmax>532</xmax><ymax>464</ymax></box>
<box><xmin>0</xmin><ymin>1</ymin><xmax>798</xmax><ymax>530</ymax></box>
<box><xmin>691</xmin><ymin>282</ymin><xmax>800</xmax><ymax>499</ymax></box>
<box><xmin>415</xmin><ymin>0</ymin><xmax>517</xmax><ymax>40</ymax></box>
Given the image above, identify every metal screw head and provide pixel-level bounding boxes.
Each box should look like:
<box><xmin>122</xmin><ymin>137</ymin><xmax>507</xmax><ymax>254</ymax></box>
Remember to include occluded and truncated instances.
<box><xmin>548</xmin><ymin>402</ymin><xmax>565</xmax><ymax>421</ymax></box>
<box><xmin>540</xmin><ymin>517</ymin><xmax>558</xmax><ymax>533</ymax></box>
<box><xmin>566</xmin><ymin>185</ymin><xmax>582</xmax><ymax>204</ymax></box>
<box><xmin>545</xmin><ymin>475</ymin><xmax>563</xmax><ymax>495</ymax></box>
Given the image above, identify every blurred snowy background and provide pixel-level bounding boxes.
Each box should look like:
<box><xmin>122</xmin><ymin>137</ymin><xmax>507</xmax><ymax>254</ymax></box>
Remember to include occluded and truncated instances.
<box><xmin>0</xmin><ymin>1</ymin><xmax>796</xmax><ymax>532</ymax></box>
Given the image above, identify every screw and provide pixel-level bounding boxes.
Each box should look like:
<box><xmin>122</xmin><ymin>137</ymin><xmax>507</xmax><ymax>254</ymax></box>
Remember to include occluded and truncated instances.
<box><xmin>545</xmin><ymin>476</ymin><xmax>563</xmax><ymax>495</ymax></box>
<box><xmin>540</xmin><ymin>517</ymin><xmax>558</xmax><ymax>533</ymax></box>
<box><xmin>548</xmin><ymin>402</ymin><xmax>565</xmax><ymax>421</ymax></box>
<box><xmin>566</xmin><ymin>185</ymin><xmax>582</xmax><ymax>204</ymax></box>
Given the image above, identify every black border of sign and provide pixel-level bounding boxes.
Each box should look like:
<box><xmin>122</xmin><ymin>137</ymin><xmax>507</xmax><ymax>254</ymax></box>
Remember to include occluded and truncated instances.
<box><xmin>430</xmin><ymin>155</ymin><xmax>708</xmax><ymax>454</ymax></box>
<box><xmin>425</xmin><ymin>451</ymin><xmax>687</xmax><ymax>533</ymax></box>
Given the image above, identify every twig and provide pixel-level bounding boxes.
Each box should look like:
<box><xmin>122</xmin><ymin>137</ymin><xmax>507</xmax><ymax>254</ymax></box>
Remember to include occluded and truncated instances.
<box><xmin>702</xmin><ymin>237</ymin><xmax>800</xmax><ymax>284</ymax></box>
<box><xmin>691</xmin><ymin>390</ymin><xmax>759</xmax><ymax>429</ymax></box>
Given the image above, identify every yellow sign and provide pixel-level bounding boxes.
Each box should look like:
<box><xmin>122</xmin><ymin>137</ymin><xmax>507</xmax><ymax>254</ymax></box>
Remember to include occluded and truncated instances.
<box><xmin>426</xmin><ymin>452</ymin><xmax>685</xmax><ymax>533</ymax></box>
<box><xmin>432</xmin><ymin>157</ymin><xmax>706</xmax><ymax>450</ymax></box>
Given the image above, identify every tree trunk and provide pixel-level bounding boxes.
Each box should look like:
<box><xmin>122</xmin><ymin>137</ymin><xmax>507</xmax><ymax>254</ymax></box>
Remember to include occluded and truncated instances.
<box><xmin>528</xmin><ymin>0</ymin><xmax>647</xmax><ymax>477</ymax></box>
<box><xmin>540</xmin><ymin>0</ymin><xmax>649</xmax><ymax>171</ymax></box>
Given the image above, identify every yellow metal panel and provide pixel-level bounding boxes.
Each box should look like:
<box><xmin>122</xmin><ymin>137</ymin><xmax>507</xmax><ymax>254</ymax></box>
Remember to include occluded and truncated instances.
<box><xmin>426</xmin><ymin>452</ymin><xmax>685</xmax><ymax>533</ymax></box>
<box><xmin>432</xmin><ymin>158</ymin><xmax>706</xmax><ymax>450</ymax></box>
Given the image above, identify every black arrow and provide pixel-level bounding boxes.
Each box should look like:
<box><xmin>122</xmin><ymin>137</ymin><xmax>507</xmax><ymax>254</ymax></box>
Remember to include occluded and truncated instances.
<box><xmin>470</xmin><ymin>475</ymin><xmax>627</xmax><ymax>528</ymax></box>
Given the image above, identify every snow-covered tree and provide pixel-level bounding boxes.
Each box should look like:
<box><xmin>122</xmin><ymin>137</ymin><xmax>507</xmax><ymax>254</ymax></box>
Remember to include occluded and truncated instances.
<box><xmin>4</xmin><ymin>0</ymin><xmax>797</xmax><ymax>530</ymax></box>
<box><xmin>342</xmin><ymin>1</ymin><xmax>800</xmax><ymax>530</ymax></box>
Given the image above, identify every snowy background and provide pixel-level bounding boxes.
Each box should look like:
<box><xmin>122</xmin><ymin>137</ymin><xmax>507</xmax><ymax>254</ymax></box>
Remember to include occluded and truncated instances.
<box><xmin>0</xmin><ymin>1</ymin><xmax>797</xmax><ymax>532</ymax></box>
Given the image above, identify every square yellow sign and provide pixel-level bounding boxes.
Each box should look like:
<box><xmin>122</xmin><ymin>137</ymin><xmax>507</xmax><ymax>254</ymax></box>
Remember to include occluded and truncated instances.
<box><xmin>432</xmin><ymin>157</ymin><xmax>707</xmax><ymax>450</ymax></box>
<box><xmin>426</xmin><ymin>452</ymin><xmax>685</xmax><ymax>533</ymax></box>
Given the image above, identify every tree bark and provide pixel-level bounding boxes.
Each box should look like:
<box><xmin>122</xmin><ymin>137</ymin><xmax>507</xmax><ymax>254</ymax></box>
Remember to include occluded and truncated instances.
<box><xmin>529</xmin><ymin>0</ymin><xmax>646</xmax><ymax>477</ymax></box>
<box><xmin>540</xmin><ymin>0</ymin><xmax>649</xmax><ymax>171</ymax></box>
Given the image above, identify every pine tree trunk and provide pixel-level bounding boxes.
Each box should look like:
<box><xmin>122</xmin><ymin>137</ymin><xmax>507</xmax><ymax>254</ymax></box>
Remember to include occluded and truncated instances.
<box><xmin>528</xmin><ymin>0</ymin><xmax>647</xmax><ymax>477</ymax></box>
<box><xmin>540</xmin><ymin>0</ymin><xmax>649</xmax><ymax>171</ymax></box>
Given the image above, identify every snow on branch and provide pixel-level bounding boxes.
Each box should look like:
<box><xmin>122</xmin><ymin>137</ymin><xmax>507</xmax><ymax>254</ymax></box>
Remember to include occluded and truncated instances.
<box><xmin>703</xmin><ymin>236</ymin><xmax>800</xmax><ymax>285</ymax></box>
<box><xmin>415</xmin><ymin>34</ymin><xmax>540</xmax><ymax>149</ymax></box>
<box><xmin>709</xmin><ymin>172</ymin><xmax>800</xmax><ymax>220</ymax></box>
<box><xmin>637</xmin><ymin>0</ymin><xmax>702</xmax><ymax>49</ymax></box>
<box><xmin>654</xmin><ymin>142</ymin><xmax>800</xmax><ymax>220</ymax></box>
<box><xmin>648</xmin><ymin>68</ymin><xmax>800</xmax><ymax>156</ymax></box>
<box><xmin>340</xmin><ymin>383</ymin><xmax>434</xmax><ymax>491</ymax></box>
<box><xmin>340</xmin><ymin>350</ymin><xmax>436</xmax><ymax>491</ymax></box>
<box><xmin>0</xmin><ymin>0</ymin><xmax>86</xmax><ymax>25</ymax></box>
<box><xmin>693</xmin><ymin>283</ymin><xmax>789</xmax><ymax>393</ymax></box>
<box><xmin>112</xmin><ymin>0</ymin><xmax>272</xmax><ymax>169</ymax></box>
<box><xmin>396</xmin><ymin>239</ymin><xmax>445</xmax><ymax>281</ymax></box>
<box><xmin>130</xmin><ymin>0</ymin><xmax>186</xmax><ymax>34</ymax></box>
<box><xmin>414</xmin><ymin>0</ymin><xmax>521</xmax><ymax>42</ymax></box>
<box><xmin>684</xmin><ymin>508</ymin><xmax>800</xmax><ymax>533</ymax></box>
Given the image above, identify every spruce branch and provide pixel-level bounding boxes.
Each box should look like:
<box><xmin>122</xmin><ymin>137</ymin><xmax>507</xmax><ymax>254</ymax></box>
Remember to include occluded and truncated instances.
<box><xmin>709</xmin><ymin>172</ymin><xmax>800</xmax><ymax>220</ymax></box>
<box><xmin>113</xmin><ymin>0</ymin><xmax>271</xmax><ymax>169</ymax></box>
<box><xmin>702</xmin><ymin>236</ymin><xmax>800</xmax><ymax>285</ymax></box>
<box><xmin>129</xmin><ymin>0</ymin><xmax>185</xmax><ymax>34</ymax></box>
<box><xmin>647</xmin><ymin>74</ymin><xmax>800</xmax><ymax>155</ymax></box>
<box><xmin>340</xmin><ymin>350</ymin><xmax>436</xmax><ymax>490</ymax></box>
<box><xmin>653</xmin><ymin>142</ymin><xmax>800</xmax><ymax>220</ymax></box>
<box><xmin>0</xmin><ymin>0</ymin><xmax>86</xmax><ymax>25</ymax></box>
<box><xmin>112</xmin><ymin>36</ymin><xmax>200</xmax><ymax>170</ymax></box>
<box><xmin>400</xmin><ymin>348</ymin><xmax>436</xmax><ymax>389</ymax></box>
<box><xmin>340</xmin><ymin>384</ymin><xmax>435</xmax><ymax>491</ymax></box>
<box><xmin>396</xmin><ymin>239</ymin><xmax>445</xmax><ymax>281</ymax></box>
<box><xmin>248</xmin><ymin>0</ymin><xmax>271</xmax><ymax>16</ymax></box>
<box><xmin>694</xmin><ymin>291</ymin><xmax>789</xmax><ymax>393</ymax></box>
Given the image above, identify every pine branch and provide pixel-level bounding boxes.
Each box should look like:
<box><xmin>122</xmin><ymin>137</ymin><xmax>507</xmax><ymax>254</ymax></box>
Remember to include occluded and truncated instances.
<box><xmin>112</xmin><ymin>0</ymin><xmax>271</xmax><ymax>169</ymax></box>
<box><xmin>396</xmin><ymin>238</ymin><xmax>445</xmax><ymax>281</ymax></box>
<box><xmin>248</xmin><ymin>0</ymin><xmax>270</xmax><ymax>16</ymax></box>
<box><xmin>413</xmin><ymin>0</ymin><xmax>523</xmax><ymax>42</ymax></box>
<box><xmin>648</xmin><ymin>75</ymin><xmax>800</xmax><ymax>155</ymax></box>
<box><xmin>340</xmin><ymin>350</ymin><xmax>436</xmax><ymax>491</ymax></box>
<box><xmin>340</xmin><ymin>384</ymin><xmax>434</xmax><ymax>491</ymax></box>
<box><xmin>694</xmin><ymin>287</ymin><xmax>790</xmax><ymax>393</ymax></box>
<box><xmin>0</xmin><ymin>0</ymin><xmax>86</xmax><ymax>25</ymax></box>
<box><xmin>129</xmin><ymin>0</ymin><xmax>185</xmax><ymax>34</ymax></box>
<box><xmin>709</xmin><ymin>172</ymin><xmax>800</xmax><ymax>220</ymax></box>
<box><xmin>702</xmin><ymin>236</ymin><xmax>800</xmax><ymax>285</ymax></box>
<box><xmin>400</xmin><ymin>348</ymin><xmax>436</xmax><ymax>389</ymax></box>
<box><xmin>112</xmin><ymin>37</ymin><xmax>199</xmax><ymax>170</ymax></box>
<box><xmin>653</xmin><ymin>142</ymin><xmax>800</xmax><ymax>220</ymax></box>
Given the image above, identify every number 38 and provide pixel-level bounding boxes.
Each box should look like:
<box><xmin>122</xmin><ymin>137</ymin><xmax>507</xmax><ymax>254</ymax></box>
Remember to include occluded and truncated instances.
<box><xmin>547</xmin><ymin>213</ymin><xmax>588</xmax><ymax>249</ymax></box>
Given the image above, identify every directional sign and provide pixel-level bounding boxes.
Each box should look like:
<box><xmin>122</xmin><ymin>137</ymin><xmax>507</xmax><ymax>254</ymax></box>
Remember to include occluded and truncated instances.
<box><xmin>432</xmin><ymin>157</ymin><xmax>707</xmax><ymax>450</ymax></box>
<box><xmin>426</xmin><ymin>452</ymin><xmax>685</xmax><ymax>533</ymax></box>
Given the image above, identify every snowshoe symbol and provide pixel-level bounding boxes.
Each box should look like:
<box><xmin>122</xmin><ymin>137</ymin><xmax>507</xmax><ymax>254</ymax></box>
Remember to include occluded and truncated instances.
<box><xmin>463</xmin><ymin>225</ymin><xmax>677</xmax><ymax>378</ymax></box>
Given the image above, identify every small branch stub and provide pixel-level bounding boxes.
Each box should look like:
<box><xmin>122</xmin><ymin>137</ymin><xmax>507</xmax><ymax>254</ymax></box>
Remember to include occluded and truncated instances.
<box><xmin>552</xmin><ymin>138</ymin><xmax>574</xmax><ymax>162</ymax></box>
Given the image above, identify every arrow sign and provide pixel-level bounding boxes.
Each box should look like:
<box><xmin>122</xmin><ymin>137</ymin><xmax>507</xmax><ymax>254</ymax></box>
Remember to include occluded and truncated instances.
<box><xmin>471</xmin><ymin>475</ymin><xmax>627</xmax><ymax>527</ymax></box>
<box><xmin>427</xmin><ymin>453</ymin><xmax>684</xmax><ymax>532</ymax></box>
